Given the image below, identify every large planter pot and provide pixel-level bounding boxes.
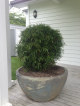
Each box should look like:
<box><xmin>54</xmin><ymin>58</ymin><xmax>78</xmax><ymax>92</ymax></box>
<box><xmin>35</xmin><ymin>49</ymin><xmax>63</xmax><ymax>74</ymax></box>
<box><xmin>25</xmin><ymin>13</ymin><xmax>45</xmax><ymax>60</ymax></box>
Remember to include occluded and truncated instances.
<box><xmin>16</xmin><ymin>66</ymin><xmax>68</xmax><ymax>102</ymax></box>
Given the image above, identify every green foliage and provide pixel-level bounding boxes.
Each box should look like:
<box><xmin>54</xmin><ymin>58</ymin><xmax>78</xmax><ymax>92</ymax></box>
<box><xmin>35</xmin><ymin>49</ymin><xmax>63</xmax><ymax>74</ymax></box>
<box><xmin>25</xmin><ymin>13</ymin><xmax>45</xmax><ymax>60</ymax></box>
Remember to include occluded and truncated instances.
<box><xmin>9</xmin><ymin>13</ymin><xmax>26</xmax><ymax>26</ymax></box>
<box><xmin>11</xmin><ymin>57</ymin><xmax>23</xmax><ymax>80</ymax></box>
<box><xmin>17</xmin><ymin>24</ymin><xmax>64</xmax><ymax>71</ymax></box>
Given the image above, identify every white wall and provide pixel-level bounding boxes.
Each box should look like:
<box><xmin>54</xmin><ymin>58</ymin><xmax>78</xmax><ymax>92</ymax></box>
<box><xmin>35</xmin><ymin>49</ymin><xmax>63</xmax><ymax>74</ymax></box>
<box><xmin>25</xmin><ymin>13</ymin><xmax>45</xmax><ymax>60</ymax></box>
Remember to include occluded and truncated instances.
<box><xmin>29</xmin><ymin>0</ymin><xmax>80</xmax><ymax>66</ymax></box>
<box><xmin>10</xmin><ymin>25</ymin><xmax>26</xmax><ymax>56</ymax></box>
<box><xmin>10</xmin><ymin>29</ymin><xmax>21</xmax><ymax>56</ymax></box>
<box><xmin>16</xmin><ymin>29</ymin><xmax>21</xmax><ymax>45</ymax></box>
<box><xmin>10</xmin><ymin>29</ymin><xmax>16</xmax><ymax>56</ymax></box>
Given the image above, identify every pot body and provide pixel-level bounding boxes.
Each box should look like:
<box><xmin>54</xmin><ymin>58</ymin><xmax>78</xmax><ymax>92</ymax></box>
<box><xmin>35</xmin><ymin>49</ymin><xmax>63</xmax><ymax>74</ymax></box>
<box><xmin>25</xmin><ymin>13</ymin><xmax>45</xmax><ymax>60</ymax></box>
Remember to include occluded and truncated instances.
<box><xmin>16</xmin><ymin>66</ymin><xmax>68</xmax><ymax>102</ymax></box>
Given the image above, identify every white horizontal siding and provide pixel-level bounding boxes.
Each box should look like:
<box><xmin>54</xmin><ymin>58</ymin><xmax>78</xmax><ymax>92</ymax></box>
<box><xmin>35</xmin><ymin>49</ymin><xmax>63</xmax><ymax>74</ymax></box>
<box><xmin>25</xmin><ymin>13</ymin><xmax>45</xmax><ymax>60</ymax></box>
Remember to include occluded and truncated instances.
<box><xmin>29</xmin><ymin>0</ymin><xmax>80</xmax><ymax>66</ymax></box>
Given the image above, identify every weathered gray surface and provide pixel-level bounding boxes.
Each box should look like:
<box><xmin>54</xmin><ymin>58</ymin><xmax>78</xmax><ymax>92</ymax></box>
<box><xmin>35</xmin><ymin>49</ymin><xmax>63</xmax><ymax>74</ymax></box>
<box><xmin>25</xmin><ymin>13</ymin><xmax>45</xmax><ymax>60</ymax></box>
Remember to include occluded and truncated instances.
<box><xmin>16</xmin><ymin>66</ymin><xmax>68</xmax><ymax>102</ymax></box>
<box><xmin>9</xmin><ymin>64</ymin><xmax>80</xmax><ymax>106</ymax></box>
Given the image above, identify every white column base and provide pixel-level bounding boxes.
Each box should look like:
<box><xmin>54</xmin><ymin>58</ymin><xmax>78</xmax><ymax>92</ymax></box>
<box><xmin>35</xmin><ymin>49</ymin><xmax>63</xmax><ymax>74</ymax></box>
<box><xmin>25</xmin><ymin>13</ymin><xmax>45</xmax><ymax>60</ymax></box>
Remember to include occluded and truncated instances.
<box><xmin>3</xmin><ymin>103</ymin><xmax>12</xmax><ymax>106</ymax></box>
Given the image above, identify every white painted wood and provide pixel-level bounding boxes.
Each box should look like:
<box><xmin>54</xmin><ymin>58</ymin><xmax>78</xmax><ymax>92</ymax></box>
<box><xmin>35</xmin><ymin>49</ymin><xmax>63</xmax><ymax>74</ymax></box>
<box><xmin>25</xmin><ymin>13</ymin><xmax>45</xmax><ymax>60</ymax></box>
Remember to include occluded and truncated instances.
<box><xmin>0</xmin><ymin>0</ymin><xmax>12</xmax><ymax>105</ymax></box>
<box><xmin>29</xmin><ymin>0</ymin><xmax>80</xmax><ymax>66</ymax></box>
<box><xmin>10</xmin><ymin>29</ymin><xmax>16</xmax><ymax>56</ymax></box>
<box><xmin>10</xmin><ymin>26</ymin><xmax>26</xmax><ymax>57</ymax></box>
<box><xmin>6</xmin><ymin>3</ymin><xmax>12</xmax><ymax>88</ymax></box>
<box><xmin>10</xmin><ymin>24</ymin><xmax>26</xmax><ymax>31</ymax></box>
<box><xmin>16</xmin><ymin>29</ymin><xmax>21</xmax><ymax>45</ymax></box>
<box><xmin>12</xmin><ymin>0</ymin><xmax>48</xmax><ymax>8</ymax></box>
<box><xmin>25</xmin><ymin>7</ymin><xmax>30</xmax><ymax>27</ymax></box>
<box><xmin>52</xmin><ymin>0</ymin><xmax>63</xmax><ymax>4</ymax></box>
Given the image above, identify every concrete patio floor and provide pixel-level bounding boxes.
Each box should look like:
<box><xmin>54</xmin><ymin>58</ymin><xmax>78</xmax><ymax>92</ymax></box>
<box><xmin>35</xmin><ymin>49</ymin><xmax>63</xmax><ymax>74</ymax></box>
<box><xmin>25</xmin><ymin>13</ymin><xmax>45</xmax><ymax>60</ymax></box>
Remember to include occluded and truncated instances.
<box><xmin>9</xmin><ymin>64</ymin><xmax>80</xmax><ymax>106</ymax></box>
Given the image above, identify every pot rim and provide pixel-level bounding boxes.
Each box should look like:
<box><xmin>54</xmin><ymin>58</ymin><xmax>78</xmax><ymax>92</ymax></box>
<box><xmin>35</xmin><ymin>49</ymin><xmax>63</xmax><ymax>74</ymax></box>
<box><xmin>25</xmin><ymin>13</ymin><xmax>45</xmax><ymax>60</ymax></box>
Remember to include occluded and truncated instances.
<box><xmin>16</xmin><ymin>65</ymin><xmax>68</xmax><ymax>79</ymax></box>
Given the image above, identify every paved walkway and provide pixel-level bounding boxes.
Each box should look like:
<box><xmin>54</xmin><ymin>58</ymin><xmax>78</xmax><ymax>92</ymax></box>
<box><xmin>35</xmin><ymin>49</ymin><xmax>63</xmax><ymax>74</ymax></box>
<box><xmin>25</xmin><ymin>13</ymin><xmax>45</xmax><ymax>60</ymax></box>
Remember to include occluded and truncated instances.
<box><xmin>9</xmin><ymin>64</ymin><xmax>80</xmax><ymax>106</ymax></box>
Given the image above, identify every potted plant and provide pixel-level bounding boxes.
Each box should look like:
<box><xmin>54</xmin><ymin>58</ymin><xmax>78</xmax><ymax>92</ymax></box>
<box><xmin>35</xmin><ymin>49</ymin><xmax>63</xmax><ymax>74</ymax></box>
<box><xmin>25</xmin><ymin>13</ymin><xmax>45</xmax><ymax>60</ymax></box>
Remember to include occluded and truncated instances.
<box><xmin>16</xmin><ymin>24</ymin><xmax>68</xmax><ymax>102</ymax></box>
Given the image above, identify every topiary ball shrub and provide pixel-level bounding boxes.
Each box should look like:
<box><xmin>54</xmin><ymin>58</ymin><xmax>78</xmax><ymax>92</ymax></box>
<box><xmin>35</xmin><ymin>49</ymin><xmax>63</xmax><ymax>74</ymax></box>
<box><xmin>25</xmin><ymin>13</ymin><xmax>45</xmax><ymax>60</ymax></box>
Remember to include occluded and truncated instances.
<box><xmin>17</xmin><ymin>24</ymin><xmax>64</xmax><ymax>71</ymax></box>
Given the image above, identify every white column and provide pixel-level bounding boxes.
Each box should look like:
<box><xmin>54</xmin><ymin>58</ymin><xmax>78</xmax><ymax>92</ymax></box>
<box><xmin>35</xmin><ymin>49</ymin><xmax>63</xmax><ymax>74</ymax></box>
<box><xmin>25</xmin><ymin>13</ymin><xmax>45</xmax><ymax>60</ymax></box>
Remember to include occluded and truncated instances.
<box><xmin>0</xmin><ymin>0</ymin><xmax>12</xmax><ymax>106</ymax></box>
<box><xmin>7</xmin><ymin>4</ymin><xmax>12</xmax><ymax>88</ymax></box>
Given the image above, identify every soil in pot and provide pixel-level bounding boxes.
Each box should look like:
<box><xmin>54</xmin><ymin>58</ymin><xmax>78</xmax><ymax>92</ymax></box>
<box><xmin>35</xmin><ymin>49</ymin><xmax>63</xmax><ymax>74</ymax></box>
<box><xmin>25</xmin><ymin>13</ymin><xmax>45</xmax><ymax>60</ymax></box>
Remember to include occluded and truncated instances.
<box><xmin>19</xmin><ymin>65</ymin><xmax>65</xmax><ymax>77</ymax></box>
